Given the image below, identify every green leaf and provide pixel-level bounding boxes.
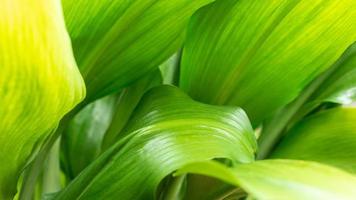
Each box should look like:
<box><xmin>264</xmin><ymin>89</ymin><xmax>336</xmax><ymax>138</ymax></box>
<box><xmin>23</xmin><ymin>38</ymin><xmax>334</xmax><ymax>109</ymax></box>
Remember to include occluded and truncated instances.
<box><xmin>289</xmin><ymin>43</ymin><xmax>356</xmax><ymax>123</ymax></box>
<box><xmin>257</xmin><ymin>43</ymin><xmax>356</xmax><ymax>159</ymax></box>
<box><xmin>180</xmin><ymin>0</ymin><xmax>356</xmax><ymax>125</ymax></box>
<box><xmin>62</xmin><ymin>0</ymin><xmax>216</xmax><ymax>102</ymax></box>
<box><xmin>101</xmin><ymin>70</ymin><xmax>162</xmax><ymax>150</ymax></box>
<box><xmin>159</xmin><ymin>52</ymin><xmax>182</xmax><ymax>85</ymax></box>
<box><xmin>177</xmin><ymin>159</ymin><xmax>356</xmax><ymax>200</ymax></box>
<box><xmin>61</xmin><ymin>95</ymin><xmax>117</xmax><ymax>179</ymax></box>
<box><xmin>271</xmin><ymin>107</ymin><xmax>356</xmax><ymax>173</ymax></box>
<box><xmin>0</xmin><ymin>1</ymin><xmax>85</xmax><ymax>199</ymax></box>
<box><xmin>54</xmin><ymin>86</ymin><xmax>256</xmax><ymax>200</ymax></box>
<box><xmin>309</xmin><ymin>43</ymin><xmax>356</xmax><ymax>105</ymax></box>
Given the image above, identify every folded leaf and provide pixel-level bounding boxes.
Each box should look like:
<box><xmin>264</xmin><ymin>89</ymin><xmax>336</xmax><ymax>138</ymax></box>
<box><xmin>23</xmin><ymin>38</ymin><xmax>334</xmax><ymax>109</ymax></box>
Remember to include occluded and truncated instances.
<box><xmin>177</xmin><ymin>159</ymin><xmax>356</xmax><ymax>200</ymax></box>
<box><xmin>54</xmin><ymin>86</ymin><xmax>256</xmax><ymax>200</ymax></box>
<box><xmin>0</xmin><ymin>0</ymin><xmax>85</xmax><ymax>199</ymax></box>
<box><xmin>61</xmin><ymin>95</ymin><xmax>117</xmax><ymax>179</ymax></box>
<box><xmin>62</xmin><ymin>0</ymin><xmax>216</xmax><ymax>102</ymax></box>
<box><xmin>271</xmin><ymin>107</ymin><xmax>356</xmax><ymax>173</ymax></box>
<box><xmin>180</xmin><ymin>0</ymin><xmax>356</xmax><ymax>124</ymax></box>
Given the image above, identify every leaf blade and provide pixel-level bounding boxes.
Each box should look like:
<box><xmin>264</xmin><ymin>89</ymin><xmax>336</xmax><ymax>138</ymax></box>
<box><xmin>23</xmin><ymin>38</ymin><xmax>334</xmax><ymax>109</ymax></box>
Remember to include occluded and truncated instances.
<box><xmin>0</xmin><ymin>0</ymin><xmax>85</xmax><ymax>198</ymax></box>
<box><xmin>180</xmin><ymin>0</ymin><xmax>356</xmax><ymax>124</ymax></box>
<box><xmin>177</xmin><ymin>159</ymin><xmax>356</xmax><ymax>200</ymax></box>
<box><xmin>271</xmin><ymin>107</ymin><xmax>356</xmax><ymax>173</ymax></box>
<box><xmin>54</xmin><ymin>86</ymin><xmax>256</xmax><ymax>200</ymax></box>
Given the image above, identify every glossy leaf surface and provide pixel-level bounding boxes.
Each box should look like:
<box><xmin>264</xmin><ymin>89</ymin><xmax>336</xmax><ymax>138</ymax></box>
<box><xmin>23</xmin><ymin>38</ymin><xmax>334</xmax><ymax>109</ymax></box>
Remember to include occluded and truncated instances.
<box><xmin>54</xmin><ymin>86</ymin><xmax>256</xmax><ymax>200</ymax></box>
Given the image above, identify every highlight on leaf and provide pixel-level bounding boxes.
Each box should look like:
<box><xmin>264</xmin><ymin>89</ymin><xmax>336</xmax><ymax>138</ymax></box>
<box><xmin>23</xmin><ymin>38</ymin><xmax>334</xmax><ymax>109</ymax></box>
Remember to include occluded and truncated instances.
<box><xmin>0</xmin><ymin>0</ymin><xmax>85</xmax><ymax>199</ymax></box>
<box><xmin>53</xmin><ymin>86</ymin><xmax>257</xmax><ymax>200</ymax></box>
<box><xmin>1</xmin><ymin>0</ymin><xmax>356</xmax><ymax>199</ymax></box>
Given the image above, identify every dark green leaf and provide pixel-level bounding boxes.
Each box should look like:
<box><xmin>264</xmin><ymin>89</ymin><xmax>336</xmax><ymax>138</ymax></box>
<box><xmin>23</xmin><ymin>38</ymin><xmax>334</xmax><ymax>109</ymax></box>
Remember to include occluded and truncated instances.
<box><xmin>61</xmin><ymin>95</ymin><xmax>117</xmax><ymax>179</ymax></box>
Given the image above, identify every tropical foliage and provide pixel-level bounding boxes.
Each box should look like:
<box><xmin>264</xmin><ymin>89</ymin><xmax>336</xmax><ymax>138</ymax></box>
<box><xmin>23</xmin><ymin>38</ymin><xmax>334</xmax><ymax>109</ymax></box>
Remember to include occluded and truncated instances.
<box><xmin>0</xmin><ymin>0</ymin><xmax>355</xmax><ymax>199</ymax></box>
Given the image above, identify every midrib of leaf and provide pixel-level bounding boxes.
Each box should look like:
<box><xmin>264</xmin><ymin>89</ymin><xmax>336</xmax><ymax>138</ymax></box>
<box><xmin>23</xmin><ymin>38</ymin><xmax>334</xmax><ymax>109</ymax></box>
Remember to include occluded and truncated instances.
<box><xmin>256</xmin><ymin>47</ymin><xmax>348</xmax><ymax>159</ymax></box>
<box><xmin>215</xmin><ymin>0</ymin><xmax>302</xmax><ymax>104</ymax></box>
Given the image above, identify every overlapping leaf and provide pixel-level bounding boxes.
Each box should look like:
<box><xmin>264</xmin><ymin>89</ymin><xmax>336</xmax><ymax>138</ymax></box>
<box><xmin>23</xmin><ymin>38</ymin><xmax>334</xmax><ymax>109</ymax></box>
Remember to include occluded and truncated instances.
<box><xmin>177</xmin><ymin>159</ymin><xmax>356</xmax><ymax>200</ymax></box>
<box><xmin>62</xmin><ymin>0</ymin><xmax>216</xmax><ymax>102</ymax></box>
<box><xmin>53</xmin><ymin>86</ymin><xmax>256</xmax><ymax>200</ymax></box>
<box><xmin>101</xmin><ymin>70</ymin><xmax>162</xmax><ymax>150</ymax></box>
<box><xmin>271</xmin><ymin>107</ymin><xmax>356</xmax><ymax>173</ymax></box>
<box><xmin>61</xmin><ymin>95</ymin><xmax>117</xmax><ymax>179</ymax></box>
<box><xmin>309</xmin><ymin>43</ymin><xmax>356</xmax><ymax>105</ymax></box>
<box><xmin>0</xmin><ymin>0</ymin><xmax>85</xmax><ymax>199</ymax></box>
<box><xmin>180</xmin><ymin>0</ymin><xmax>356</xmax><ymax>125</ymax></box>
<box><xmin>291</xmin><ymin>43</ymin><xmax>356</xmax><ymax>121</ymax></box>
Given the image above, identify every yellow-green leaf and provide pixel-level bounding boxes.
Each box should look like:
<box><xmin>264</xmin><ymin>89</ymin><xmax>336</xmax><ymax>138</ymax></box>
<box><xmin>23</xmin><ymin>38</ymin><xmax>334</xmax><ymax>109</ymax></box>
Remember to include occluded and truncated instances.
<box><xmin>62</xmin><ymin>0</ymin><xmax>216</xmax><ymax>102</ymax></box>
<box><xmin>180</xmin><ymin>0</ymin><xmax>356</xmax><ymax>125</ymax></box>
<box><xmin>177</xmin><ymin>159</ymin><xmax>356</xmax><ymax>200</ymax></box>
<box><xmin>0</xmin><ymin>0</ymin><xmax>85</xmax><ymax>199</ymax></box>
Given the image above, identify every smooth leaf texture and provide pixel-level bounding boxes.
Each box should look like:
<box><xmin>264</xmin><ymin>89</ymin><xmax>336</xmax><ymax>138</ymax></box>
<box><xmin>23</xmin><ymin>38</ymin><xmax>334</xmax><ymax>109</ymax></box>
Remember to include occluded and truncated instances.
<box><xmin>54</xmin><ymin>86</ymin><xmax>256</xmax><ymax>200</ymax></box>
<box><xmin>271</xmin><ymin>107</ymin><xmax>356</xmax><ymax>173</ymax></box>
<box><xmin>61</xmin><ymin>95</ymin><xmax>117</xmax><ymax>179</ymax></box>
<box><xmin>309</xmin><ymin>43</ymin><xmax>356</xmax><ymax>105</ymax></box>
<box><xmin>177</xmin><ymin>160</ymin><xmax>356</xmax><ymax>200</ymax></box>
<box><xmin>257</xmin><ymin>43</ymin><xmax>356</xmax><ymax>159</ymax></box>
<box><xmin>159</xmin><ymin>52</ymin><xmax>181</xmax><ymax>85</ymax></box>
<box><xmin>0</xmin><ymin>0</ymin><xmax>85</xmax><ymax>199</ymax></box>
<box><xmin>101</xmin><ymin>70</ymin><xmax>162</xmax><ymax>150</ymax></box>
<box><xmin>62</xmin><ymin>0</ymin><xmax>216</xmax><ymax>102</ymax></box>
<box><xmin>180</xmin><ymin>0</ymin><xmax>356</xmax><ymax>125</ymax></box>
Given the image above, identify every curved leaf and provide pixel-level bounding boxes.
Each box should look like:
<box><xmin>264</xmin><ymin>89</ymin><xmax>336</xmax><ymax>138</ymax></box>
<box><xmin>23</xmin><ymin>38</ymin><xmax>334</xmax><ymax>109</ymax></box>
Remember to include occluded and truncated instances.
<box><xmin>0</xmin><ymin>0</ymin><xmax>85</xmax><ymax>199</ymax></box>
<box><xmin>177</xmin><ymin>159</ymin><xmax>356</xmax><ymax>200</ymax></box>
<box><xmin>257</xmin><ymin>43</ymin><xmax>356</xmax><ymax>159</ymax></box>
<box><xmin>271</xmin><ymin>107</ymin><xmax>356</xmax><ymax>173</ymax></box>
<box><xmin>62</xmin><ymin>0</ymin><xmax>216</xmax><ymax>102</ymax></box>
<box><xmin>180</xmin><ymin>0</ymin><xmax>356</xmax><ymax>124</ymax></box>
<box><xmin>54</xmin><ymin>86</ymin><xmax>256</xmax><ymax>200</ymax></box>
<box><xmin>289</xmin><ymin>43</ymin><xmax>356</xmax><ymax>123</ymax></box>
<box><xmin>101</xmin><ymin>70</ymin><xmax>162</xmax><ymax>150</ymax></box>
<box><xmin>61</xmin><ymin>95</ymin><xmax>117</xmax><ymax>179</ymax></box>
<box><xmin>309</xmin><ymin>43</ymin><xmax>356</xmax><ymax>105</ymax></box>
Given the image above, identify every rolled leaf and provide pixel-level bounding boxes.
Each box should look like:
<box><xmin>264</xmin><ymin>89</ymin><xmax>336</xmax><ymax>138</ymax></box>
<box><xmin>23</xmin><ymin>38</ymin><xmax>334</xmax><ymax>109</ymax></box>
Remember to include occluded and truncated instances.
<box><xmin>180</xmin><ymin>0</ymin><xmax>356</xmax><ymax>124</ymax></box>
<box><xmin>62</xmin><ymin>0</ymin><xmax>216</xmax><ymax>102</ymax></box>
<box><xmin>54</xmin><ymin>86</ymin><xmax>256</xmax><ymax>200</ymax></box>
<box><xmin>177</xmin><ymin>159</ymin><xmax>356</xmax><ymax>200</ymax></box>
<box><xmin>271</xmin><ymin>107</ymin><xmax>356</xmax><ymax>173</ymax></box>
<box><xmin>0</xmin><ymin>0</ymin><xmax>85</xmax><ymax>199</ymax></box>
